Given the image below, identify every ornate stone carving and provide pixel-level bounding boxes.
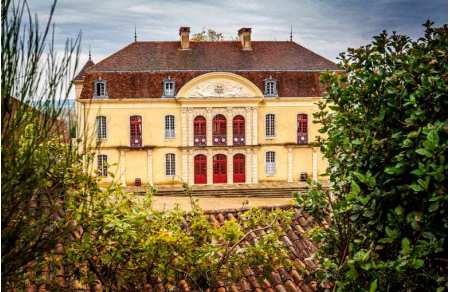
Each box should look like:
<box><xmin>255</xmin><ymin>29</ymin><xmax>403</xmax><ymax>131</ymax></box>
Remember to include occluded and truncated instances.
<box><xmin>188</xmin><ymin>79</ymin><xmax>253</xmax><ymax>98</ymax></box>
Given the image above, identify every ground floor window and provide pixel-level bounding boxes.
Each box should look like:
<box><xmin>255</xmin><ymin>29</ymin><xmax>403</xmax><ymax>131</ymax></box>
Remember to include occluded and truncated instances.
<box><xmin>97</xmin><ymin>154</ymin><xmax>108</xmax><ymax>177</ymax></box>
<box><xmin>165</xmin><ymin>153</ymin><xmax>176</xmax><ymax>176</ymax></box>
<box><xmin>265</xmin><ymin>151</ymin><xmax>276</xmax><ymax>176</ymax></box>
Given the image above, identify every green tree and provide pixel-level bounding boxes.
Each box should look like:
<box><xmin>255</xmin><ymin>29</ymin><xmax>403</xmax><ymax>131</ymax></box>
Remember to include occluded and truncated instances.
<box><xmin>191</xmin><ymin>28</ymin><xmax>224</xmax><ymax>41</ymax></box>
<box><xmin>298</xmin><ymin>22</ymin><xmax>448</xmax><ymax>291</ymax></box>
<box><xmin>1</xmin><ymin>0</ymin><xmax>80</xmax><ymax>287</ymax></box>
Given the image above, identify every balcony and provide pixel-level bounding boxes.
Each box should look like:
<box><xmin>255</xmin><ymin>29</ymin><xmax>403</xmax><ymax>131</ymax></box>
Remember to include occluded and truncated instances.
<box><xmin>212</xmin><ymin>134</ymin><xmax>226</xmax><ymax>145</ymax></box>
<box><xmin>233</xmin><ymin>134</ymin><xmax>245</xmax><ymax>146</ymax></box>
<box><xmin>297</xmin><ymin>133</ymin><xmax>308</xmax><ymax>144</ymax></box>
<box><xmin>130</xmin><ymin>135</ymin><xmax>142</xmax><ymax>147</ymax></box>
<box><xmin>194</xmin><ymin>134</ymin><xmax>207</xmax><ymax>146</ymax></box>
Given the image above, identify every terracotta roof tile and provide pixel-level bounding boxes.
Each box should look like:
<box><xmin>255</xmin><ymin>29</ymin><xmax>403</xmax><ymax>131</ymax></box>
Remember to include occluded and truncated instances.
<box><xmin>89</xmin><ymin>41</ymin><xmax>337</xmax><ymax>72</ymax></box>
<box><xmin>73</xmin><ymin>59</ymin><xmax>94</xmax><ymax>81</ymax></box>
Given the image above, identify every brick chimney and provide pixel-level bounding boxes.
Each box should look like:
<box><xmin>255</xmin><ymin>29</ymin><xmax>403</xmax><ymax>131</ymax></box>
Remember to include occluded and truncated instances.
<box><xmin>179</xmin><ymin>27</ymin><xmax>190</xmax><ymax>50</ymax></box>
<box><xmin>238</xmin><ymin>27</ymin><xmax>252</xmax><ymax>51</ymax></box>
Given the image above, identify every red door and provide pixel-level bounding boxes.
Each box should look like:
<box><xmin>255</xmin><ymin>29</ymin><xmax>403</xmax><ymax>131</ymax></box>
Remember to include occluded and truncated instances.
<box><xmin>194</xmin><ymin>155</ymin><xmax>207</xmax><ymax>184</ymax></box>
<box><xmin>233</xmin><ymin>154</ymin><xmax>245</xmax><ymax>183</ymax></box>
<box><xmin>297</xmin><ymin>114</ymin><xmax>308</xmax><ymax>144</ymax></box>
<box><xmin>213</xmin><ymin>154</ymin><xmax>227</xmax><ymax>183</ymax></box>
<box><xmin>213</xmin><ymin>115</ymin><xmax>227</xmax><ymax>145</ymax></box>
<box><xmin>194</xmin><ymin>116</ymin><xmax>206</xmax><ymax>146</ymax></box>
<box><xmin>130</xmin><ymin>115</ymin><xmax>142</xmax><ymax>147</ymax></box>
<box><xmin>233</xmin><ymin>115</ymin><xmax>245</xmax><ymax>145</ymax></box>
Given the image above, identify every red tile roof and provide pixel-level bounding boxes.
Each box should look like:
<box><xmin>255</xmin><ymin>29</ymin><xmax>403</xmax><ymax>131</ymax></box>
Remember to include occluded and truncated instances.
<box><xmin>88</xmin><ymin>41</ymin><xmax>337</xmax><ymax>72</ymax></box>
<box><xmin>74</xmin><ymin>59</ymin><xmax>95</xmax><ymax>81</ymax></box>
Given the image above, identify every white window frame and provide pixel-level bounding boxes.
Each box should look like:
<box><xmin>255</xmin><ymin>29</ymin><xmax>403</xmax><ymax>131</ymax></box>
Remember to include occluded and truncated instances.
<box><xmin>165</xmin><ymin>115</ymin><xmax>175</xmax><ymax>138</ymax></box>
<box><xmin>265</xmin><ymin>114</ymin><xmax>276</xmax><ymax>138</ymax></box>
<box><xmin>94</xmin><ymin>80</ymin><xmax>107</xmax><ymax>98</ymax></box>
<box><xmin>265</xmin><ymin>151</ymin><xmax>276</xmax><ymax>176</ymax></box>
<box><xmin>97</xmin><ymin>154</ymin><xmax>108</xmax><ymax>177</ymax></box>
<box><xmin>163</xmin><ymin>78</ymin><xmax>176</xmax><ymax>97</ymax></box>
<box><xmin>96</xmin><ymin>116</ymin><xmax>107</xmax><ymax>139</ymax></box>
<box><xmin>165</xmin><ymin>153</ymin><xmax>176</xmax><ymax>176</ymax></box>
<box><xmin>264</xmin><ymin>77</ymin><xmax>278</xmax><ymax>97</ymax></box>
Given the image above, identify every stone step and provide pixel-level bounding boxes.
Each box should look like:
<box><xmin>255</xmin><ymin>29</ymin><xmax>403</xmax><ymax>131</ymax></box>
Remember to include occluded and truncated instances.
<box><xmin>151</xmin><ymin>187</ymin><xmax>309</xmax><ymax>198</ymax></box>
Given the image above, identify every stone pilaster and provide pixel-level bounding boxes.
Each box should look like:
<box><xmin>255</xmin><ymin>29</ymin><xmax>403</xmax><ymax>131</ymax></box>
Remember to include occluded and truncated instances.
<box><xmin>207</xmin><ymin>149</ymin><xmax>213</xmax><ymax>184</ymax></box>
<box><xmin>187</xmin><ymin>108</ymin><xmax>193</xmax><ymax>147</ymax></box>
<box><xmin>146</xmin><ymin>149</ymin><xmax>153</xmax><ymax>185</ymax></box>
<box><xmin>312</xmin><ymin>149</ymin><xmax>318</xmax><ymax>182</ymax></box>
<box><xmin>187</xmin><ymin>150</ymin><xmax>194</xmax><ymax>185</ymax></box>
<box><xmin>182</xmin><ymin>150</ymin><xmax>188</xmax><ymax>183</ymax></box>
<box><xmin>251</xmin><ymin>107</ymin><xmax>258</xmax><ymax>145</ymax></box>
<box><xmin>252</xmin><ymin>149</ymin><xmax>258</xmax><ymax>184</ymax></box>
<box><xmin>206</xmin><ymin>107</ymin><xmax>212</xmax><ymax>146</ymax></box>
<box><xmin>287</xmin><ymin>147</ymin><xmax>293</xmax><ymax>183</ymax></box>
<box><xmin>181</xmin><ymin>108</ymin><xmax>187</xmax><ymax>147</ymax></box>
<box><xmin>226</xmin><ymin>107</ymin><xmax>233</xmax><ymax>146</ymax></box>
<box><xmin>245</xmin><ymin>107</ymin><xmax>251</xmax><ymax>146</ymax></box>
<box><xmin>245</xmin><ymin>148</ymin><xmax>252</xmax><ymax>184</ymax></box>
<box><xmin>227</xmin><ymin>149</ymin><xmax>233</xmax><ymax>184</ymax></box>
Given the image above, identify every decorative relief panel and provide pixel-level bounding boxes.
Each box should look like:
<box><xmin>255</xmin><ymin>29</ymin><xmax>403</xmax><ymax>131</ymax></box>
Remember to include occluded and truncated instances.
<box><xmin>188</xmin><ymin>79</ymin><xmax>253</xmax><ymax>98</ymax></box>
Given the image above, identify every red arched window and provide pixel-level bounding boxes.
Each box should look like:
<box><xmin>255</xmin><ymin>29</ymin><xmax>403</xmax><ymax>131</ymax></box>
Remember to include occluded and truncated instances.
<box><xmin>212</xmin><ymin>114</ymin><xmax>227</xmax><ymax>145</ymax></box>
<box><xmin>130</xmin><ymin>115</ymin><xmax>142</xmax><ymax>147</ymax></box>
<box><xmin>232</xmin><ymin>115</ymin><xmax>245</xmax><ymax>145</ymax></box>
<box><xmin>194</xmin><ymin>154</ymin><xmax>207</xmax><ymax>184</ymax></box>
<box><xmin>233</xmin><ymin>154</ymin><xmax>245</xmax><ymax>183</ymax></box>
<box><xmin>297</xmin><ymin>114</ymin><xmax>308</xmax><ymax>144</ymax></box>
<box><xmin>213</xmin><ymin>154</ymin><xmax>227</xmax><ymax>183</ymax></box>
<box><xmin>193</xmin><ymin>116</ymin><xmax>206</xmax><ymax>146</ymax></box>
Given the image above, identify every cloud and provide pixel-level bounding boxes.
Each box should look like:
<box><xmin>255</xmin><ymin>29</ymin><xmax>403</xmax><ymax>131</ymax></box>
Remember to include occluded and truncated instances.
<box><xmin>25</xmin><ymin>0</ymin><xmax>447</xmax><ymax>98</ymax></box>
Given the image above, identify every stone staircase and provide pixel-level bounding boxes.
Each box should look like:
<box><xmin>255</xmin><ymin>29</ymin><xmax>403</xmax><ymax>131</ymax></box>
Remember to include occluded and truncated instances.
<box><xmin>128</xmin><ymin>182</ymin><xmax>328</xmax><ymax>198</ymax></box>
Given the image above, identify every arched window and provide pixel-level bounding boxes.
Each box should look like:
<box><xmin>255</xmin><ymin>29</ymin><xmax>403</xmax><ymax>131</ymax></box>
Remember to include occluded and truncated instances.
<box><xmin>213</xmin><ymin>154</ymin><xmax>227</xmax><ymax>183</ymax></box>
<box><xmin>165</xmin><ymin>153</ymin><xmax>176</xmax><ymax>176</ymax></box>
<box><xmin>130</xmin><ymin>115</ymin><xmax>142</xmax><ymax>147</ymax></box>
<box><xmin>297</xmin><ymin>114</ymin><xmax>308</xmax><ymax>144</ymax></box>
<box><xmin>194</xmin><ymin>154</ymin><xmax>207</xmax><ymax>184</ymax></box>
<box><xmin>233</xmin><ymin>115</ymin><xmax>245</xmax><ymax>145</ymax></box>
<box><xmin>233</xmin><ymin>154</ymin><xmax>245</xmax><ymax>183</ymax></box>
<box><xmin>265</xmin><ymin>151</ymin><xmax>276</xmax><ymax>176</ymax></box>
<box><xmin>96</xmin><ymin>116</ymin><xmax>107</xmax><ymax>139</ymax></box>
<box><xmin>97</xmin><ymin>154</ymin><xmax>108</xmax><ymax>177</ymax></box>
<box><xmin>94</xmin><ymin>80</ymin><xmax>107</xmax><ymax>98</ymax></box>
<box><xmin>265</xmin><ymin>114</ymin><xmax>275</xmax><ymax>137</ymax></box>
<box><xmin>193</xmin><ymin>116</ymin><xmax>206</xmax><ymax>146</ymax></box>
<box><xmin>165</xmin><ymin>115</ymin><xmax>175</xmax><ymax>138</ymax></box>
<box><xmin>212</xmin><ymin>114</ymin><xmax>227</xmax><ymax>145</ymax></box>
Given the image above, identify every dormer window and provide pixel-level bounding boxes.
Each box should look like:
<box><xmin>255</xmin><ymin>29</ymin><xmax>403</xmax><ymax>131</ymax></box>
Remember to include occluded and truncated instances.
<box><xmin>264</xmin><ymin>77</ymin><xmax>277</xmax><ymax>97</ymax></box>
<box><xmin>94</xmin><ymin>79</ymin><xmax>107</xmax><ymax>98</ymax></box>
<box><xmin>163</xmin><ymin>77</ymin><xmax>176</xmax><ymax>97</ymax></box>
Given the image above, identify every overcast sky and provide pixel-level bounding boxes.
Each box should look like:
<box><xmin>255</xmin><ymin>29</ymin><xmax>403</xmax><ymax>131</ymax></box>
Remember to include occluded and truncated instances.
<box><xmin>28</xmin><ymin>0</ymin><xmax>447</xmax><ymax>98</ymax></box>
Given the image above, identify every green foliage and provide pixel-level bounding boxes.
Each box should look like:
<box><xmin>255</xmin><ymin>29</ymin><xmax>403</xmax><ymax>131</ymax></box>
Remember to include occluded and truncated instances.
<box><xmin>64</xmin><ymin>187</ymin><xmax>294</xmax><ymax>290</ymax></box>
<box><xmin>191</xmin><ymin>28</ymin><xmax>224</xmax><ymax>41</ymax></box>
<box><xmin>297</xmin><ymin>22</ymin><xmax>447</xmax><ymax>291</ymax></box>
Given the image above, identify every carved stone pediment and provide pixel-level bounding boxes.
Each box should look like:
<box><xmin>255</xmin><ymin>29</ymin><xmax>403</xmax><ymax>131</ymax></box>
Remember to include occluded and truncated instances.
<box><xmin>188</xmin><ymin>79</ymin><xmax>253</xmax><ymax>98</ymax></box>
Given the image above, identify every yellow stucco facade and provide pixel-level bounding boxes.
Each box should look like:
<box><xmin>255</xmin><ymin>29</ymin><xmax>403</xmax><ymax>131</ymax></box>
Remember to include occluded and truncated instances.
<box><xmin>76</xmin><ymin>72</ymin><xmax>328</xmax><ymax>187</ymax></box>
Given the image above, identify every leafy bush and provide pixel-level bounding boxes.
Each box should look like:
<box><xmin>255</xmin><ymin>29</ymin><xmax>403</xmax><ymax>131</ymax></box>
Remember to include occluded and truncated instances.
<box><xmin>298</xmin><ymin>22</ymin><xmax>448</xmax><ymax>291</ymax></box>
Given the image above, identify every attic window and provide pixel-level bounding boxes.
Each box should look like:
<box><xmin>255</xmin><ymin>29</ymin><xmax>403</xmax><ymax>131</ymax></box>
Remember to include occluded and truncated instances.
<box><xmin>94</xmin><ymin>79</ymin><xmax>107</xmax><ymax>98</ymax></box>
<box><xmin>264</xmin><ymin>77</ymin><xmax>277</xmax><ymax>97</ymax></box>
<box><xmin>163</xmin><ymin>77</ymin><xmax>176</xmax><ymax>97</ymax></box>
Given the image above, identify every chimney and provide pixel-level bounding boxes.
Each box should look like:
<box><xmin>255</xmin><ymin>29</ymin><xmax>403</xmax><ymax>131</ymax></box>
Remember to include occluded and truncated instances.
<box><xmin>238</xmin><ymin>27</ymin><xmax>252</xmax><ymax>51</ymax></box>
<box><xmin>179</xmin><ymin>27</ymin><xmax>190</xmax><ymax>50</ymax></box>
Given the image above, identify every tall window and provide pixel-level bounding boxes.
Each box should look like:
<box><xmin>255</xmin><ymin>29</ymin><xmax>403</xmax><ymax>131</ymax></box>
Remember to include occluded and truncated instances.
<box><xmin>97</xmin><ymin>154</ymin><xmax>108</xmax><ymax>177</ymax></box>
<box><xmin>212</xmin><ymin>114</ymin><xmax>227</xmax><ymax>145</ymax></box>
<box><xmin>265</xmin><ymin>114</ymin><xmax>275</xmax><ymax>137</ymax></box>
<box><xmin>94</xmin><ymin>80</ymin><xmax>106</xmax><ymax>98</ymax></box>
<box><xmin>96</xmin><ymin>116</ymin><xmax>107</xmax><ymax>139</ymax></box>
<box><xmin>165</xmin><ymin>153</ymin><xmax>176</xmax><ymax>176</ymax></box>
<box><xmin>264</xmin><ymin>77</ymin><xmax>277</xmax><ymax>97</ymax></box>
<box><xmin>163</xmin><ymin>77</ymin><xmax>175</xmax><ymax>97</ymax></box>
<box><xmin>233</xmin><ymin>115</ymin><xmax>245</xmax><ymax>145</ymax></box>
<box><xmin>194</xmin><ymin>116</ymin><xmax>207</xmax><ymax>146</ymax></box>
<box><xmin>165</xmin><ymin>115</ymin><xmax>175</xmax><ymax>138</ymax></box>
<box><xmin>130</xmin><ymin>115</ymin><xmax>142</xmax><ymax>147</ymax></box>
<box><xmin>265</xmin><ymin>151</ymin><xmax>276</xmax><ymax>176</ymax></box>
<box><xmin>297</xmin><ymin>114</ymin><xmax>308</xmax><ymax>144</ymax></box>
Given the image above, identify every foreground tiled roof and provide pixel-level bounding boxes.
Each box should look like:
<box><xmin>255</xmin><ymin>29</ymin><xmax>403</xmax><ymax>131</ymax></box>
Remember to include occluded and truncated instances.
<box><xmin>89</xmin><ymin>41</ymin><xmax>337</xmax><ymax>72</ymax></box>
<box><xmin>145</xmin><ymin>204</ymin><xmax>325</xmax><ymax>292</ymax></box>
